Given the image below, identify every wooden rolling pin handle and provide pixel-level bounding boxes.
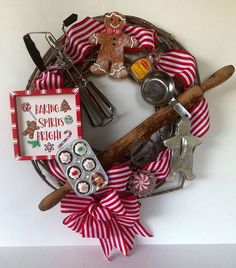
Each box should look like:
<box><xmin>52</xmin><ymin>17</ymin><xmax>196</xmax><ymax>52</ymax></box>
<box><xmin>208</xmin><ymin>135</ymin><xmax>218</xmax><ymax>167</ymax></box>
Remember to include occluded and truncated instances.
<box><xmin>38</xmin><ymin>182</ymin><xmax>72</xmax><ymax>211</ymax></box>
<box><xmin>201</xmin><ymin>65</ymin><xmax>235</xmax><ymax>93</ymax></box>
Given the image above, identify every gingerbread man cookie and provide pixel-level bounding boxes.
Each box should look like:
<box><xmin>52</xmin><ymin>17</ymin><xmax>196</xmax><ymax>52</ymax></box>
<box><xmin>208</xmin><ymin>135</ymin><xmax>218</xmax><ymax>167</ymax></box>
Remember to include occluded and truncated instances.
<box><xmin>89</xmin><ymin>11</ymin><xmax>138</xmax><ymax>79</ymax></box>
<box><xmin>23</xmin><ymin>120</ymin><xmax>39</xmax><ymax>139</ymax></box>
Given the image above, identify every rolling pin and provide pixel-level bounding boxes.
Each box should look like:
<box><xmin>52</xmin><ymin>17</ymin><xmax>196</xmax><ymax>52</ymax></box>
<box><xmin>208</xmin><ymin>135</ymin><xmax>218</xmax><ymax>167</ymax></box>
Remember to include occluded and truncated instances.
<box><xmin>38</xmin><ymin>65</ymin><xmax>235</xmax><ymax>211</ymax></box>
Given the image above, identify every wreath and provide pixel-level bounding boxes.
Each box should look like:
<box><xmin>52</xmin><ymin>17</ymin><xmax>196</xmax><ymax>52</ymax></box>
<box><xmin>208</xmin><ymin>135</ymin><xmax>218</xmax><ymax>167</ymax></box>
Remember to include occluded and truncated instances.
<box><xmin>23</xmin><ymin>12</ymin><xmax>234</xmax><ymax>260</ymax></box>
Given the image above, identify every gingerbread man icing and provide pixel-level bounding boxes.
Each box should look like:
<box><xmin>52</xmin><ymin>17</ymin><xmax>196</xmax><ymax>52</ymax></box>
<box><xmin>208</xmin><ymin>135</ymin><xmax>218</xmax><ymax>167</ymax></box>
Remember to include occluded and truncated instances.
<box><xmin>23</xmin><ymin>120</ymin><xmax>39</xmax><ymax>139</ymax></box>
<box><xmin>89</xmin><ymin>11</ymin><xmax>138</xmax><ymax>79</ymax></box>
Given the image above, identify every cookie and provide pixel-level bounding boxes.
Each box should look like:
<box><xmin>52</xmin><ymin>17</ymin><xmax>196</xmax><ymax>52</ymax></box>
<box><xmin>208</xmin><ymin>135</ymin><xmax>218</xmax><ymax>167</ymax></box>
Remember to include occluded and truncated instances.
<box><xmin>76</xmin><ymin>181</ymin><xmax>90</xmax><ymax>194</ymax></box>
<box><xmin>58</xmin><ymin>150</ymin><xmax>73</xmax><ymax>164</ymax></box>
<box><xmin>91</xmin><ymin>172</ymin><xmax>106</xmax><ymax>188</ymax></box>
<box><xmin>67</xmin><ymin>166</ymin><xmax>81</xmax><ymax>180</ymax></box>
<box><xmin>82</xmin><ymin>158</ymin><xmax>96</xmax><ymax>171</ymax></box>
<box><xmin>73</xmin><ymin>142</ymin><xmax>87</xmax><ymax>156</ymax></box>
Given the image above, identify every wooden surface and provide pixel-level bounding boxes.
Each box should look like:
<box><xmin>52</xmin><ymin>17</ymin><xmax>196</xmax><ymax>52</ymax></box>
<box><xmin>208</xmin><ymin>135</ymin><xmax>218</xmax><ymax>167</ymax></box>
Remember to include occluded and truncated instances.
<box><xmin>38</xmin><ymin>182</ymin><xmax>72</xmax><ymax>211</ymax></box>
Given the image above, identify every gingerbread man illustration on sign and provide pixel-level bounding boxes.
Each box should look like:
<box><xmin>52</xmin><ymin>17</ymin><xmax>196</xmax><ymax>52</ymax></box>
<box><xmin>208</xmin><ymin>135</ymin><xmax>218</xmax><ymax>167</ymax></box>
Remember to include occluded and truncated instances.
<box><xmin>89</xmin><ymin>11</ymin><xmax>138</xmax><ymax>78</ymax></box>
<box><xmin>23</xmin><ymin>120</ymin><xmax>40</xmax><ymax>139</ymax></box>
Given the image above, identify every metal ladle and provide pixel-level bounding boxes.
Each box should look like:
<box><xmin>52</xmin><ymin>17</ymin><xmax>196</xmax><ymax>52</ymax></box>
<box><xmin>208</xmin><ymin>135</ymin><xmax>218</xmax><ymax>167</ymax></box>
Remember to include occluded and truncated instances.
<box><xmin>141</xmin><ymin>71</ymin><xmax>191</xmax><ymax>119</ymax></box>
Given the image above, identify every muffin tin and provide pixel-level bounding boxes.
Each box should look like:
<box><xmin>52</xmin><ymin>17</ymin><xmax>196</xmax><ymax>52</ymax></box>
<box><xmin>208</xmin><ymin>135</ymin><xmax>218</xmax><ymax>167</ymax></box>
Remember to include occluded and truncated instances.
<box><xmin>56</xmin><ymin>139</ymin><xmax>109</xmax><ymax>196</ymax></box>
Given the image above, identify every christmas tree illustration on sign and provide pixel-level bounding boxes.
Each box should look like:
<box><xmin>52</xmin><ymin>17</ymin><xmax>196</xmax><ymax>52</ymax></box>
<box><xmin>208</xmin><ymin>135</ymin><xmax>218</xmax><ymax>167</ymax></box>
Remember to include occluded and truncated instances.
<box><xmin>60</xmin><ymin>99</ymin><xmax>71</xmax><ymax>112</ymax></box>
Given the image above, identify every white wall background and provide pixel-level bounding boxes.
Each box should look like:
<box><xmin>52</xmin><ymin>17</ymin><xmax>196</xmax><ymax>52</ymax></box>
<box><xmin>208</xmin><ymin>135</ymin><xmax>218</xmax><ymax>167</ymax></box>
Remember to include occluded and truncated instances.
<box><xmin>0</xmin><ymin>0</ymin><xmax>235</xmax><ymax>264</ymax></box>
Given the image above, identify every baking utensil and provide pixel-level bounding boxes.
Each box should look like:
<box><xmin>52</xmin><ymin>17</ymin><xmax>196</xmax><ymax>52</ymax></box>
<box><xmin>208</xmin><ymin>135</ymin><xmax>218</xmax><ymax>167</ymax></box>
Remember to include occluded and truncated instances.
<box><xmin>56</xmin><ymin>138</ymin><xmax>108</xmax><ymax>196</ymax></box>
<box><xmin>141</xmin><ymin>71</ymin><xmax>191</xmax><ymax>118</ymax></box>
<box><xmin>164</xmin><ymin>118</ymin><xmax>201</xmax><ymax>182</ymax></box>
<box><xmin>38</xmin><ymin>65</ymin><xmax>235</xmax><ymax>211</ymax></box>
<box><xmin>23</xmin><ymin>14</ymin><xmax>116</xmax><ymax>127</ymax></box>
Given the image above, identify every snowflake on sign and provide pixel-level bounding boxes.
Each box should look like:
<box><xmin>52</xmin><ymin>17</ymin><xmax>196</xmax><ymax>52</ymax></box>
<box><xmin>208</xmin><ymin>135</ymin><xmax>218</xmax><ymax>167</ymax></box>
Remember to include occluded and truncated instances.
<box><xmin>44</xmin><ymin>142</ymin><xmax>54</xmax><ymax>153</ymax></box>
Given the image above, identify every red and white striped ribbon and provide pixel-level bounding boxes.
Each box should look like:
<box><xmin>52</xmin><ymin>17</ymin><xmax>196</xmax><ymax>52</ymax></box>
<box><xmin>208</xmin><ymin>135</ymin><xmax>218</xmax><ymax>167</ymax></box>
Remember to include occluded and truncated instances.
<box><xmin>154</xmin><ymin>49</ymin><xmax>197</xmax><ymax>88</ymax></box>
<box><xmin>145</xmin><ymin>148</ymin><xmax>171</xmax><ymax>180</ymax></box>
<box><xmin>64</xmin><ymin>17</ymin><xmax>157</xmax><ymax>64</ymax></box>
<box><xmin>189</xmin><ymin>98</ymin><xmax>210</xmax><ymax>138</ymax></box>
<box><xmin>96</xmin><ymin>162</ymin><xmax>132</xmax><ymax>194</ymax></box>
<box><xmin>61</xmin><ymin>190</ymin><xmax>152</xmax><ymax>260</ymax></box>
<box><xmin>34</xmin><ymin>65</ymin><xmax>64</xmax><ymax>89</ymax></box>
<box><xmin>154</xmin><ymin>49</ymin><xmax>210</xmax><ymax>138</ymax></box>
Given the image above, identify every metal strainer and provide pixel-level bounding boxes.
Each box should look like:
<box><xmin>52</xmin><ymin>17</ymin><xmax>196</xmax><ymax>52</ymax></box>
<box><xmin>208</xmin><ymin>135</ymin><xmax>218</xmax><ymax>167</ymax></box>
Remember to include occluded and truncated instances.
<box><xmin>141</xmin><ymin>71</ymin><xmax>191</xmax><ymax>118</ymax></box>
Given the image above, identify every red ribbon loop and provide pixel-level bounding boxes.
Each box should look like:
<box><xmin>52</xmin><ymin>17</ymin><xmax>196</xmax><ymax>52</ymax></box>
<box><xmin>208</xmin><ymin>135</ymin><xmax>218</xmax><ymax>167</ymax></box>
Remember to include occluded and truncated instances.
<box><xmin>61</xmin><ymin>190</ymin><xmax>152</xmax><ymax>259</ymax></box>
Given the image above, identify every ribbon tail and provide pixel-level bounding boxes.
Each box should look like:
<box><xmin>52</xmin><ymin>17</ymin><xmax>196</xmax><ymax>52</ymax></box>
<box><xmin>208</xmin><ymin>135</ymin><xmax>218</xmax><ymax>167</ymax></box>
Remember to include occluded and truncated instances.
<box><xmin>99</xmin><ymin>238</ymin><xmax>112</xmax><ymax>261</ymax></box>
<box><xmin>119</xmin><ymin>224</ymin><xmax>135</xmax><ymax>251</ymax></box>
<box><xmin>99</xmin><ymin>222</ymin><xmax>137</xmax><ymax>259</ymax></box>
<box><xmin>132</xmin><ymin>221</ymin><xmax>153</xmax><ymax>237</ymax></box>
<box><xmin>110</xmin><ymin>219</ymin><xmax>130</xmax><ymax>257</ymax></box>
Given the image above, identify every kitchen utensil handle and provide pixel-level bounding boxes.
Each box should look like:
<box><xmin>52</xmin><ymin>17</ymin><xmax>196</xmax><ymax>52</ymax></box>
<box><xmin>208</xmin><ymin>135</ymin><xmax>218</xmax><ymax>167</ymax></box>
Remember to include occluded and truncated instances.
<box><xmin>63</xmin><ymin>14</ymin><xmax>78</xmax><ymax>27</ymax></box>
<box><xmin>23</xmin><ymin>34</ymin><xmax>46</xmax><ymax>72</ymax></box>
<box><xmin>85</xmin><ymin>83</ymin><xmax>112</xmax><ymax>118</ymax></box>
<box><xmin>80</xmin><ymin>86</ymin><xmax>104</xmax><ymax>127</ymax></box>
<box><xmin>169</xmin><ymin>99</ymin><xmax>192</xmax><ymax>119</ymax></box>
<box><xmin>201</xmin><ymin>65</ymin><xmax>235</xmax><ymax>93</ymax></box>
<box><xmin>38</xmin><ymin>182</ymin><xmax>72</xmax><ymax>211</ymax></box>
<box><xmin>87</xmin><ymin>80</ymin><xmax>116</xmax><ymax>113</ymax></box>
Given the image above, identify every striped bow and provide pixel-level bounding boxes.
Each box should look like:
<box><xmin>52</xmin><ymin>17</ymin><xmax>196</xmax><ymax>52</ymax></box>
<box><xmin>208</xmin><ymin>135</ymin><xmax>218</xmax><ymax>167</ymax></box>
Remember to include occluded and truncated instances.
<box><xmin>61</xmin><ymin>190</ymin><xmax>152</xmax><ymax>260</ymax></box>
